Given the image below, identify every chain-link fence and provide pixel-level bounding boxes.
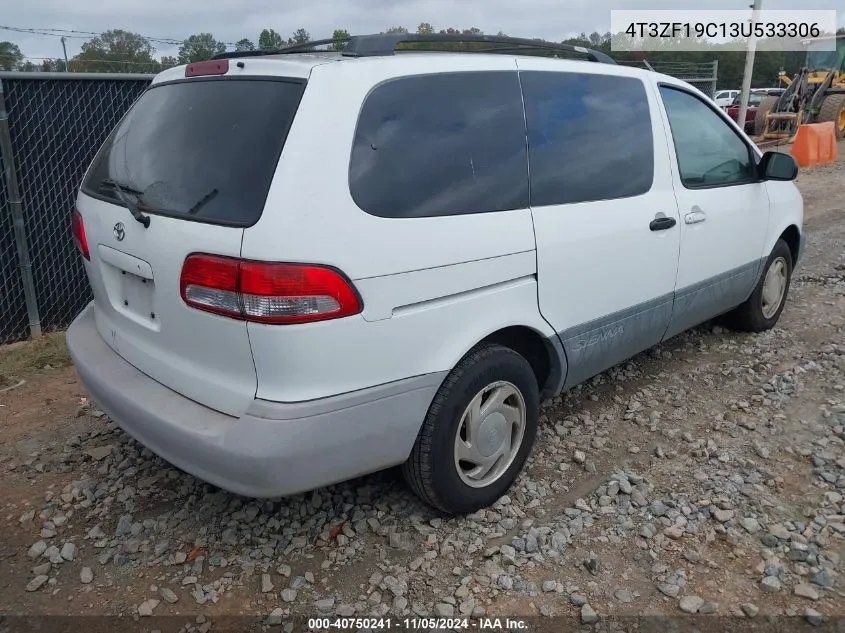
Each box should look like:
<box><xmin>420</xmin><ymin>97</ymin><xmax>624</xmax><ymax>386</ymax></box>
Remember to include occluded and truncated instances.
<box><xmin>621</xmin><ymin>60</ymin><xmax>719</xmax><ymax>98</ymax></box>
<box><xmin>0</xmin><ymin>72</ymin><xmax>152</xmax><ymax>343</ymax></box>
<box><xmin>0</xmin><ymin>128</ymin><xmax>28</xmax><ymax>343</ymax></box>
<box><xmin>654</xmin><ymin>61</ymin><xmax>719</xmax><ymax>99</ymax></box>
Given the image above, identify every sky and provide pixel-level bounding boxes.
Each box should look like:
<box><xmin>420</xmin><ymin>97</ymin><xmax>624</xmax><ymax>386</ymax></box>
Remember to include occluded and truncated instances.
<box><xmin>3</xmin><ymin>0</ymin><xmax>843</xmax><ymax>61</ymax></box>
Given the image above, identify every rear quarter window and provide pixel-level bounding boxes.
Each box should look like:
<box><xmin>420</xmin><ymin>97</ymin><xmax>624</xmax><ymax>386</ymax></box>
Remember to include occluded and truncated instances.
<box><xmin>348</xmin><ymin>71</ymin><xmax>529</xmax><ymax>218</ymax></box>
<box><xmin>82</xmin><ymin>77</ymin><xmax>306</xmax><ymax>227</ymax></box>
<box><xmin>519</xmin><ymin>71</ymin><xmax>654</xmax><ymax>207</ymax></box>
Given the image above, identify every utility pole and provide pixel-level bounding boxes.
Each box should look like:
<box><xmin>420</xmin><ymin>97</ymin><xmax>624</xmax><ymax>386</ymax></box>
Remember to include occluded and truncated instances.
<box><xmin>60</xmin><ymin>36</ymin><xmax>69</xmax><ymax>71</ymax></box>
<box><xmin>737</xmin><ymin>0</ymin><xmax>762</xmax><ymax>129</ymax></box>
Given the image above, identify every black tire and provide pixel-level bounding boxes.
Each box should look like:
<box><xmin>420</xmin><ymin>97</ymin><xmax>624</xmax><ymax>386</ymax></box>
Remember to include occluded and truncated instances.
<box><xmin>754</xmin><ymin>96</ymin><xmax>779</xmax><ymax>137</ymax></box>
<box><xmin>724</xmin><ymin>239</ymin><xmax>793</xmax><ymax>333</ymax></box>
<box><xmin>817</xmin><ymin>94</ymin><xmax>845</xmax><ymax>140</ymax></box>
<box><xmin>402</xmin><ymin>343</ymin><xmax>540</xmax><ymax>515</ymax></box>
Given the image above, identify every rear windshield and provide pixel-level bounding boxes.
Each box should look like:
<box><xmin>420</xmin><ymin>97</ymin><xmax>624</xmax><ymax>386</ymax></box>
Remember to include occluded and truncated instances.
<box><xmin>81</xmin><ymin>78</ymin><xmax>305</xmax><ymax>227</ymax></box>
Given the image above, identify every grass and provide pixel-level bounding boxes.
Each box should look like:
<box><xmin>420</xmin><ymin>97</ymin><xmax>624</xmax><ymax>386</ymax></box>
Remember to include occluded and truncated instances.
<box><xmin>0</xmin><ymin>331</ymin><xmax>71</xmax><ymax>385</ymax></box>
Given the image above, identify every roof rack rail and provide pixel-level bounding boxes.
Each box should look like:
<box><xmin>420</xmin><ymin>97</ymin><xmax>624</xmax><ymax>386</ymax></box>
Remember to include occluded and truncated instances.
<box><xmin>213</xmin><ymin>38</ymin><xmax>344</xmax><ymax>60</ymax></box>
<box><xmin>211</xmin><ymin>33</ymin><xmax>616</xmax><ymax>65</ymax></box>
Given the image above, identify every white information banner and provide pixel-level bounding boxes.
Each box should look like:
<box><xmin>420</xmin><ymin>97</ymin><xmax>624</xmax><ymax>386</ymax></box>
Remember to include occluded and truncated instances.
<box><xmin>609</xmin><ymin>10</ymin><xmax>840</xmax><ymax>51</ymax></box>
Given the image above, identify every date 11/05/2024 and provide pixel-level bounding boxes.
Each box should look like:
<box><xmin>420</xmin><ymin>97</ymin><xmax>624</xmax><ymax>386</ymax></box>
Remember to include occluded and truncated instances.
<box><xmin>307</xmin><ymin>617</ymin><xmax>530</xmax><ymax>630</ymax></box>
<box><xmin>624</xmin><ymin>21</ymin><xmax>822</xmax><ymax>39</ymax></box>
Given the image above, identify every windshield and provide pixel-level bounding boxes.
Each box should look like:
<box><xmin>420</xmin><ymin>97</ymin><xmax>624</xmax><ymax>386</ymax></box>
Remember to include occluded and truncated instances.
<box><xmin>807</xmin><ymin>49</ymin><xmax>839</xmax><ymax>70</ymax></box>
<box><xmin>805</xmin><ymin>38</ymin><xmax>845</xmax><ymax>72</ymax></box>
<box><xmin>82</xmin><ymin>78</ymin><xmax>306</xmax><ymax>227</ymax></box>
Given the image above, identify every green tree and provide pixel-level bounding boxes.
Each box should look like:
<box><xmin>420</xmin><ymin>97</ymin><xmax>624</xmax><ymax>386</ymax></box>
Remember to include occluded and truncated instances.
<box><xmin>178</xmin><ymin>33</ymin><xmax>226</xmax><ymax>64</ymax></box>
<box><xmin>258</xmin><ymin>29</ymin><xmax>283</xmax><ymax>50</ymax></box>
<box><xmin>0</xmin><ymin>41</ymin><xmax>23</xmax><ymax>70</ymax></box>
<box><xmin>288</xmin><ymin>28</ymin><xmax>311</xmax><ymax>45</ymax></box>
<box><xmin>587</xmin><ymin>32</ymin><xmax>604</xmax><ymax>48</ymax></box>
<box><xmin>389</xmin><ymin>25</ymin><xmax>490</xmax><ymax>52</ymax></box>
<box><xmin>331</xmin><ymin>29</ymin><xmax>350</xmax><ymax>51</ymax></box>
<box><xmin>236</xmin><ymin>38</ymin><xmax>255</xmax><ymax>52</ymax></box>
<box><xmin>73</xmin><ymin>29</ymin><xmax>160</xmax><ymax>73</ymax></box>
<box><xmin>160</xmin><ymin>55</ymin><xmax>178</xmax><ymax>69</ymax></box>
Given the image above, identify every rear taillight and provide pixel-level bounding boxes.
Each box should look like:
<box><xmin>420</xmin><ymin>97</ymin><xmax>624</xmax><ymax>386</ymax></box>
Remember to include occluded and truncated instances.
<box><xmin>179</xmin><ymin>254</ymin><xmax>362</xmax><ymax>325</ymax></box>
<box><xmin>71</xmin><ymin>208</ymin><xmax>90</xmax><ymax>261</ymax></box>
<box><xmin>179</xmin><ymin>254</ymin><xmax>241</xmax><ymax>319</ymax></box>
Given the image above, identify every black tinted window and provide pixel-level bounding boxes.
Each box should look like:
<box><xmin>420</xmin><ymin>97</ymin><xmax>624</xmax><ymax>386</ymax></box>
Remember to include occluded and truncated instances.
<box><xmin>659</xmin><ymin>86</ymin><xmax>754</xmax><ymax>188</ymax></box>
<box><xmin>349</xmin><ymin>72</ymin><xmax>528</xmax><ymax>218</ymax></box>
<box><xmin>82</xmin><ymin>78</ymin><xmax>305</xmax><ymax>227</ymax></box>
<box><xmin>520</xmin><ymin>72</ymin><xmax>654</xmax><ymax>207</ymax></box>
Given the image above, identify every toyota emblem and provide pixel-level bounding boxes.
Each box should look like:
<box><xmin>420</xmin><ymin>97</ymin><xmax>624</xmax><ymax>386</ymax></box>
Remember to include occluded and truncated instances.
<box><xmin>113</xmin><ymin>222</ymin><xmax>125</xmax><ymax>241</ymax></box>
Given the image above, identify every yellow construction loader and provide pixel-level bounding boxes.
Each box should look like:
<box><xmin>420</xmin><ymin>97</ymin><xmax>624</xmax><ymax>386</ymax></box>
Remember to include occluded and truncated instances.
<box><xmin>755</xmin><ymin>34</ymin><xmax>845</xmax><ymax>141</ymax></box>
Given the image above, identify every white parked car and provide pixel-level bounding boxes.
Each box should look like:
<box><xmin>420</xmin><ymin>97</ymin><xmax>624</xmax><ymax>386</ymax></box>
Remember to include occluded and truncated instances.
<box><xmin>67</xmin><ymin>34</ymin><xmax>804</xmax><ymax>515</ymax></box>
<box><xmin>714</xmin><ymin>89</ymin><xmax>740</xmax><ymax>107</ymax></box>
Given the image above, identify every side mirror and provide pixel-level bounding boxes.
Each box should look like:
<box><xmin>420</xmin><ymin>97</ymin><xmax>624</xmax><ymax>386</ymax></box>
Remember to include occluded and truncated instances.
<box><xmin>759</xmin><ymin>150</ymin><xmax>798</xmax><ymax>181</ymax></box>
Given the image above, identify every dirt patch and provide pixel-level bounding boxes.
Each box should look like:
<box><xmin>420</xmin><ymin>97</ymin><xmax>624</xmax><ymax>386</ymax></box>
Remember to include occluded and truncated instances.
<box><xmin>0</xmin><ymin>332</ymin><xmax>71</xmax><ymax>379</ymax></box>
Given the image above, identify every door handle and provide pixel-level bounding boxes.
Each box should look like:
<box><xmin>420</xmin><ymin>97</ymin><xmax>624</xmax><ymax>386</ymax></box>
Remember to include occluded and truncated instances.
<box><xmin>649</xmin><ymin>215</ymin><xmax>677</xmax><ymax>231</ymax></box>
<box><xmin>685</xmin><ymin>210</ymin><xmax>707</xmax><ymax>224</ymax></box>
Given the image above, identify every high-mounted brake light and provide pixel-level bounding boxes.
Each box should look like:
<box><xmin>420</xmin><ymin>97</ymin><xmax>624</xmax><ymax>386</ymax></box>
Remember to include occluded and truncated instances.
<box><xmin>185</xmin><ymin>59</ymin><xmax>229</xmax><ymax>77</ymax></box>
<box><xmin>179</xmin><ymin>254</ymin><xmax>362</xmax><ymax>325</ymax></box>
<box><xmin>71</xmin><ymin>207</ymin><xmax>90</xmax><ymax>261</ymax></box>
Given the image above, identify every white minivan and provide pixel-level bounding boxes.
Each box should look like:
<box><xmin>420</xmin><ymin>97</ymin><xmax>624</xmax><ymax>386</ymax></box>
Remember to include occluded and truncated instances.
<box><xmin>67</xmin><ymin>34</ymin><xmax>804</xmax><ymax>515</ymax></box>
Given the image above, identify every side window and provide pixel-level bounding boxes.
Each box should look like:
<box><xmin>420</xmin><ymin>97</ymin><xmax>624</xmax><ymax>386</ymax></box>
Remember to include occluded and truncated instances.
<box><xmin>520</xmin><ymin>71</ymin><xmax>654</xmax><ymax>207</ymax></box>
<box><xmin>349</xmin><ymin>71</ymin><xmax>528</xmax><ymax>218</ymax></box>
<box><xmin>659</xmin><ymin>86</ymin><xmax>755</xmax><ymax>188</ymax></box>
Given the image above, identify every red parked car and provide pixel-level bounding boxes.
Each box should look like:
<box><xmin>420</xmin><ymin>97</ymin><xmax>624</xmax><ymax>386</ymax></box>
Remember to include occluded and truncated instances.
<box><xmin>725</xmin><ymin>93</ymin><xmax>764</xmax><ymax>132</ymax></box>
<box><xmin>724</xmin><ymin>89</ymin><xmax>785</xmax><ymax>133</ymax></box>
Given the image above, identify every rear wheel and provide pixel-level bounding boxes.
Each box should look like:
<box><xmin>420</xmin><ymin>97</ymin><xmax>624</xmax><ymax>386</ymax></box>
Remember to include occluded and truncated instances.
<box><xmin>724</xmin><ymin>239</ymin><xmax>793</xmax><ymax>333</ymax></box>
<box><xmin>754</xmin><ymin>96</ymin><xmax>779</xmax><ymax>137</ymax></box>
<box><xmin>402</xmin><ymin>344</ymin><xmax>539</xmax><ymax>515</ymax></box>
<box><xmin>817</xmin><ymin>94</ymin><xmax>845</xmax><ymax>140</ymax></box>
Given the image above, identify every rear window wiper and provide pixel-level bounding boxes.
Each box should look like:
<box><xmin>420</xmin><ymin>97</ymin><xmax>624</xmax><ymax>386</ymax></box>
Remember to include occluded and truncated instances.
<box><xmin>101</xmin><ymin>179</ymin><xmax>151</xmax><ymax>228</ymax></box>
<box><xmin>187</xmin><ymin>188</ymin><xmax>219</xmax><ymax>216</ymax></box>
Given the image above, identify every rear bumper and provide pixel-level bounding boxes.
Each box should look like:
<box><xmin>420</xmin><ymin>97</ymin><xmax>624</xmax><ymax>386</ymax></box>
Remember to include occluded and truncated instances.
<box><xmin>67</xmin><ymin>303</ymin><xmax>443</xmax><ymax>498</ymax></box>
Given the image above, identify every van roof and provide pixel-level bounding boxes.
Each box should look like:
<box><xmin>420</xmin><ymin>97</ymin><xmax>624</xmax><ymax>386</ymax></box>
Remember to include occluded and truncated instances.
<box><xmin>149</xmin><ymin>33</ymin><xmax>703</xmax><ymax>95</ymax></box>
<box><xmin>151</xmin><ymin>33</ymin><xmax>636</xmax><ymax>86</ymax></box>
<box><xmin>215</xmin><ymin>32</ymin><xmax>616</xmax><ymax>64</ymax></box>
<box><xmin>152</xmin><ymin>49</ymin><xmax>658</xmax><ymax>88</ymax></box>
<box><xmin>152</xmin><ymin>54</ymin><xmax>339</xmax><ymax>83</ymax></box>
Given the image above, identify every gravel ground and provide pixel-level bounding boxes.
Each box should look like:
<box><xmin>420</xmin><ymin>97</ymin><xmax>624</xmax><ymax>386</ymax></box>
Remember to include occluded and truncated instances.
<box><xmin>1</xmin><ymin>143</ymin><xmax>844</xmax><ymax>632</ymax></box>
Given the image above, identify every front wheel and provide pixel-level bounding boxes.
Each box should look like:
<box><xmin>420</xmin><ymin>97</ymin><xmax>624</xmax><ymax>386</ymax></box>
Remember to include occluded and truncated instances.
<box><xmin>402</xmin><ymin>344</ymin><xmax>539</xmax><ymax>515</ymax></box>
<box><xmin>724</xmin><ymin>238</ymin><xmax>793</xmax><ymax>332</ymax></box>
